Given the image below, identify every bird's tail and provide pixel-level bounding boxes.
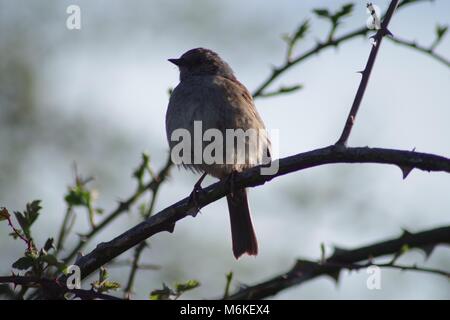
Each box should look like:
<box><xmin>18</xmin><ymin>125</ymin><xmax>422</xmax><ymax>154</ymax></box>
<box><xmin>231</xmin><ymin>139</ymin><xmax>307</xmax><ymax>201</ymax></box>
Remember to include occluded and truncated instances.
<box><xmin>226</xmin><ymin>188</ymin><xmax>258</xmax><ymax>259</ymax></box>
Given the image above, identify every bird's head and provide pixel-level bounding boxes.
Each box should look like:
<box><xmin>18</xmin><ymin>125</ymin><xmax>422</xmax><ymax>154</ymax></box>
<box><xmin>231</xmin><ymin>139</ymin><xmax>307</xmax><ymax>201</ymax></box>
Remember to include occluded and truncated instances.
<box><xmin>168</xmin><ymin>48</ymin><xmax>235</xmax><ymax>81</ymax></box>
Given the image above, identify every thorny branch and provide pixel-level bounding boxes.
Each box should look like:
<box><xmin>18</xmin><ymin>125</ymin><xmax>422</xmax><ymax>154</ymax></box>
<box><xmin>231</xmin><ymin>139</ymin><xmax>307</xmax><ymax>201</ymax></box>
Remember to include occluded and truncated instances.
<box><xmin>226</xmin><ymin>226</ymin><xmax>450</xmax><ymax>299</ymax></box>
<box><xmin>327</xmin><ymin>261</ymin><xmax>450</xmax><ymax>279</ymax></box>
<box><xmin>4</xmin><ymin>213</ymin><xmax>34</xmax><ymax>253</ymax></box>
<box><xmin>59</xmin><ymin>146</ymin><xmax>450</xmax><ymax>285</ymax></box>
<box><xmin>336</xmin><ymin>0</ymin><xmax>400</xmax><ymax>146</ymax></box>
<box><xmin>63</xmin><ymin>157</ymin><xmax>172</xmax><ymax>263</ymax></box>
<box><xmin>252</xmin><ymin>0</ymin><xmax>448</xmax><ymax>99</ymax></box>
<box><xmin>389</xmin><ymin>35</ymin><xmax>450</xmax><ymax>68</ymax></box>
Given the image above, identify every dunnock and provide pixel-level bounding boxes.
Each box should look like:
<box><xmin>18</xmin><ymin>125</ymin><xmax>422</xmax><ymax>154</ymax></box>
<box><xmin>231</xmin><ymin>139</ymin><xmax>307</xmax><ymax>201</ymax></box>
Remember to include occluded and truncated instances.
<box><xmin>165</xmin><ymin>48</ymin><xmax>271</xmax><ymax>259</ymax></box>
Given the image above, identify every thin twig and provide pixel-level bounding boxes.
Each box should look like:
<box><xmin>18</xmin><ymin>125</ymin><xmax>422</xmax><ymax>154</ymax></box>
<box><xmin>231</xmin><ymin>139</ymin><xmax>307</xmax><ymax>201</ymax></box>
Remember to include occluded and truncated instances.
<box><xmin>123</xmin><ymin>242</ymin><xmax>146</xmax><ymax>299</ymax></box>
<box><xmin>6</xmin><ymin>215</ymin><xmax>33</xmax><ymax>253</ymax></box>
<box><xmin>252</xmin><ymin>26</ymin><xmax>370</xmax><ymax>98</ymax></box>
<box><xmin>252</xmin><ymin>0</ymin><xmax>431</xmax><ymax>98</ymax></box>
<box><xmin>63</xmin><ymin>157</ymin><xmax>172</xmax><ymax>263</ymax></box>
<box><xmin>223</xmin><ymin>272</ymin><xmax>233</xmax><ymax>299</ymax></box>
<box><xmin>123</xmin><ymin>169</ymin><xmax>166</xmax><ymax>298</ymax></box>
<box><xmin>336</xmin><ymin>0</ymin><xmax>400</xmax><ymax>146</ymax></box>
<box><xmin>388</xmin><ymin>35</ymin><xmax>450</xmax><ymax>68</ymax></box>
<box><xmin>56</xmin><ymin>205</ymin><xmax>73</xmax><ymax>254</ymax></box>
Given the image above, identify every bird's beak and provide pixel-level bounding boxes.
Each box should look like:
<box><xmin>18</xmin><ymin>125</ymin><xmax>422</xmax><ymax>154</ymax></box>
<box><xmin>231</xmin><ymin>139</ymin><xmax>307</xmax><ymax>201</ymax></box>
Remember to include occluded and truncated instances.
<box><xmin>168</xmin><ymin>58</ymin><xmax>181</xmax><ymax>66</ymax></box>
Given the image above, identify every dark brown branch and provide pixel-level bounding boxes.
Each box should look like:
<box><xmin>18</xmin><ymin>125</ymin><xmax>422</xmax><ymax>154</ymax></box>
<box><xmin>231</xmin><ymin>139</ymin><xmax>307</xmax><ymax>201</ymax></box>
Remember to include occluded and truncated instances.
<box><xmin>57</xmin><ymin>146</ymin><xmax>450</xmax><ymax>283</ymax></box>
<box><xmin>336</xmin><ymin>0</ymin><xmax>400</xmax><ymax>146</ymax></box>
<box><xmin>4</xmin><ymin>211</ymin><xmax>34</xmax><ymax>253</ymax></box>
<box><xmin>56</xmin><ymin>205</ymin><xmax>74</xmax><ymax>253</ymax></box>
<box><xmin>123</xmin><ymin>242</ymin><xmax>146</xmax><ymax>299</ymax></box>
<box><xmin>252</xmin><ymin>27</ymin><xmax>370</xmax><ymax>98</ymax></box>
<box><xmin>0</xmin><ymin>276</ymin><xmax>121</xmax><ymax>300</ymax></box>
<box><xmin>227</xmin><ymin>226</ymin><xmax>450</xmax><ymax>299</ymax></box>
<box><xmin>326</xmin><ymin>261</ymin><xmax>450</xmax><ymax>278</ymax></box>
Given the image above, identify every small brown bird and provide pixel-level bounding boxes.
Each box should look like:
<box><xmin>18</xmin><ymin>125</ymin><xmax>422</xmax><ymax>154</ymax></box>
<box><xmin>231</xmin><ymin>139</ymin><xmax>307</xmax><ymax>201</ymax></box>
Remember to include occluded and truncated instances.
<box><xmin>165</xmin><ymin>48</ymin><xmax>271</xmax><ymax>259</ymax></box>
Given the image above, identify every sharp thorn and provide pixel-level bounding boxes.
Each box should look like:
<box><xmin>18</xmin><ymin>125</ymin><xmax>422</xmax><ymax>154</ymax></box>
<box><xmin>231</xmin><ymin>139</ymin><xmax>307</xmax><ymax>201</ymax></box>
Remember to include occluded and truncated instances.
<box><xmin>332</xmin><ymin>246</ymin><xmax>349</xmax><ymax>256</ymax></box>
<box><xmin>165</xmin><ymin>223</ymin><xmax>175</xmax><ymax>233</ymax></box>
<box><xmin>328</xmin><ymin>270</ymin><xmax>341</xmax><ymax>284</ymax></box>
<box><xmin>401</xmin><ymin>228</ymin><xmax>413</xmax><ymax>238</ymax></box>
<box><xmin>188</xmin><ymin>208</ymin><xmax>200</xmax><ymax>217</ymax></box>
<box><xmin>420</xmin><ymin>244</ymin><xmax>436</xmax><ymax>260</ymax></box>
<box><xmin>384</xmin><ymin>28</ymin><xmax>393</xmax><ymax>37</ymax></box>
<box><xmin>400</xmin><ymin>166</ymin><xmax>414</xmax><ymax>180</ymax></box>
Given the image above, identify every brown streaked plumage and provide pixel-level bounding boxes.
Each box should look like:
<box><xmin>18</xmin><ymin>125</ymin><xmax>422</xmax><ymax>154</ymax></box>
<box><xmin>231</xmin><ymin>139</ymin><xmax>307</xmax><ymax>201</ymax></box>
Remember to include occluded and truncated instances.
<box><xmin>165</xmin><ymin>48</ymin><xmax>271</xmax><ymax>259</ymax></box>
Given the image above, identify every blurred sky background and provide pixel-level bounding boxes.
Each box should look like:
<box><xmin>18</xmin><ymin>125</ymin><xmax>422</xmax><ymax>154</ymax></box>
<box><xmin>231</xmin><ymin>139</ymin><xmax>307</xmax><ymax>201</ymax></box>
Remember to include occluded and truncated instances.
<box><xmin>0</xmin><ymin>0</ymin><xmax>449</xmax><ymax>299</ymax></box>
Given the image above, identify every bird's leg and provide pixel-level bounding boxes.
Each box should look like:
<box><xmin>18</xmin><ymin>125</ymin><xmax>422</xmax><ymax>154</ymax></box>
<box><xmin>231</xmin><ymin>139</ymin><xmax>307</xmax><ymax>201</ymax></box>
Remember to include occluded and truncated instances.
<box><xmin>187</xmin><ymin>172</ymin><xmax>208</xmax><ymax>216</ymax></box>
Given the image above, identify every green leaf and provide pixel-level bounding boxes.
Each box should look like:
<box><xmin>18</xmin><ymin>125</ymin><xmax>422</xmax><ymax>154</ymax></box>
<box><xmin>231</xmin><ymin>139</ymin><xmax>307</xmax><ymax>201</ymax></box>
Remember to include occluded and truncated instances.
<box><xmin>14</xmin><ymin>212</ymin><xmax>29</xmax><ymax>236</ymax></box>
<box><xmin>337</xmin><ymin>3</ymin><xmax>354</xmax><ymax>19</ymax></box>
<box><xmin>64</xmin><ymin>186</ymin><xmax>91</xmax><ymax>207</ymax></box>
<box><xmin>223</xmin><ymin>272</ymin><xmax>233</xmax><ymax>299</ymax></box>
<box><xmin>12</xmin><ymin>256</ymin><xmax>35</xmax><ymax>270</ymax></box>
<box><xmin>99</xmin><ymin>266</ymin><xmax>109</xmax><ymax>282</ymax></box>
<box><xmin>12</xmin><ymin>200</ymin><xmax>42</xmax><ymax>239</ymax></box>
<box><xmin>142</xmin><ymin>153</ymin><xmax>150</xmax><ymax>165</ymax></box>
<box><xmin>259</xmin><ymin>84</ymin><xmax>303</xmax><ymax>98</ymax></box>
<box><xmin>436</xmin><ymin>24</ymin><xmax>448</xmax><ymax>42</ymax></box>
<box><xmin>313</xmin><ymin>8</ymin><xmax>330</xmax><ymax>18</ymax></box>
<box><xmin>313</xmin><ymin>3</ymin><xmax>354</xmax><ymax>25</ymax></box>
<box><xmin>92</xmin><ymin>280</ymin><xmax>121</xmax><ymax>293</ymax></box>
<box><xmin>292</xmin><ymin>20</ymin><xmax>310</xmax><ymax>42</ymax></box>
<box><xmin>99</xmin><ymin>281</ymin><xmax>120</xmax><ymax>292</ymax></box>
<box><xmin>149</xmin><ymin>283</ymin><xmax>174</xmax><ymax>300</ymax></box>
<box><xmin>400</xmin><ymin>244</ymin><xmax>410</xmax><ymax>254</ymax></box>
<box><xmin>138</xmin><ymin>203</ymin><xmax>148</xmax><ymax>217</ymax></box>
<box><xmin>43</xmin><ymin>238</ymin><xmax>55</xmax><ymax>252</ymax></box>
<box><xmin>40</xmin><ymin>253</ymin><xmax>67</xmax><ymax>271</ymax></box>
<box><xmin>133</xmin><ymin>153</ymin><xmax>151</xmax><ymax>184</ymax></box>
<box><xmin>175</xmin><ymin>279</ymin><xmax>200</xmax><ymax>294</ymax></box>
<box><xmin>25</xmin><ymin>200</ymin><xmax>41</xmax><ymax>226</ymax></box>
<box><xmin>149</xmin><ymin>280</ymin><xmax>200</xmax><ymax>300</ymax></box>
<box><xmin>91</xmin><ymin>267</ymin><xmax>120</xmax><ymax>293</ymax></box>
